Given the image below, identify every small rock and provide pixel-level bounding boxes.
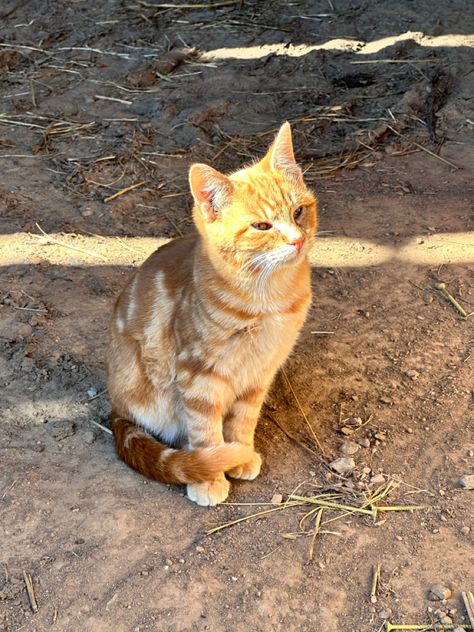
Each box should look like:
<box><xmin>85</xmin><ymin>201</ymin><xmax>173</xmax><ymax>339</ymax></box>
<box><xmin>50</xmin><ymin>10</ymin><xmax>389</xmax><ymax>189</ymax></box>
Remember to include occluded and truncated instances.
<box><xmin>347</xmin><ymin>417</ymin><xmax>363</xmax><ymax>427</ymax></box>
<box><xmin>405</xmin><ymin>369</ymin><xmax>420</xmax><ymax>379</ymax></box>
<box><xmin>82</xmin><ymin>430</ymin><xmax>96</xmax><ymax>445</ymax></box>
<box><xmin>379</xmin><ymin>609</ymin><xmax>392</xmax><ymax>620</ymax></box>
<box><xmin>374</xmin><ymin>432</ymin><xmax>387</xmax><ymax>442</ymax></box>
<box><xmin>340</xmin><ymin>440</ymin><xmax>360</xmax><ymax>456</ymax></box>
<box><xmin>195</xmin><ymin>546</ymin><xmax>205</xmax><ymax>553</ymax></box>
<box><xmin>429</xmin><ymin>585</ymin><xmax>452</xmax><ymax>601</ymax></box>
<box><xmin>458</xmin><ymin>474</ymin><xmax>474</xmax><ymax>489</ymax></box>
<box><xmin>460</xmin><ymin>526</ymin><xmax>470</xmax><ymax>535</ymax></box>
<box><xmin>271</xmin><ymin>493</ymin><xmax>283</xmax><ymax>505</ymax></box>
<box><xmin>87</xmin><ymin>387</ymin><xmax>98</xmax><ymax>398</ymax></box>
<box><xmin>357</xmin><ymin>437</ymin><xmax>371</xmax><ymax>449</ymax></box>
<box><xmin>17</xmin><ymin>323</ymin><xmax>32</xmax><ymax>338</ymax></box>
<box><xmin>439</xmin><ymin>616</ymin><xmax>453</xmax><ymax>625</ymax></box>
<box><xmin>341</xmin><ymin>426</ymin><xmax>355</xmax><ymax>436</ymax></box>
<box><xmin>379</xmin><ymin>397</ymin><xmax>392</xmax><ymax>405</ymax></box>
<box><xmin>330</xmin><ymin>457</ymin><xmax>355</xmax><ymax>476</ymax></box>
<box><xmin>370</xmin><ymin>474</ymin><xmax>386</xmax><ymax>485</ymax></box>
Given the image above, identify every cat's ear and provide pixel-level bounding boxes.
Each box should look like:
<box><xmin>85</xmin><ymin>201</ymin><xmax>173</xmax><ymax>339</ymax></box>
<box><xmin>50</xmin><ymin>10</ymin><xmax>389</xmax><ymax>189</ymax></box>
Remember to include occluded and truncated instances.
<box><xmin>189</xmin><ymin>164</ymin><xmax>233</xmax><ymax>222</ymax></box>
<box><xmin>266</xmin><ymin>121</ymin><xmax>303</xmax><ymax>181</ymax></box>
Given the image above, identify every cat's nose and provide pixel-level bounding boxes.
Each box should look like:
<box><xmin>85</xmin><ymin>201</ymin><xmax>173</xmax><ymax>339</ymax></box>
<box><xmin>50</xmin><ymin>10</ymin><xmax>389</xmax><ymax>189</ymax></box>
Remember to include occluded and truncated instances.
<box><xmin>291</xmin><ymin>236</ymin><xmax>305</xmax><ymax>254</ymax></box>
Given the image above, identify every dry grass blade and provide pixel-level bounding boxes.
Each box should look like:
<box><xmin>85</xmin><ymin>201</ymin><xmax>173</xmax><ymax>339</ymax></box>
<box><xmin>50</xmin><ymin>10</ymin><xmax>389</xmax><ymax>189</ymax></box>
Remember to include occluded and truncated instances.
<box><xmin>33</xmin><ymin>224</ymin><xmax>108</xmax><ymax>261</ymax></box>
<box><xmin>266</xmin><ymin>412</ymin><xmax>321</xmax><ymax>458</ymax></box>
<box><xmin>206</xmin><ymin>501</ymin><xmax>305</xmax><ymax>536</ymax></box>
<box><xmin>208</xmin><ymin>478</ymin><xmax>428</xmax><ymax>542</ymax></box>
<box><xmin>289</xmin><ymin>494</ymin><xmax>377</xmax><ymax>517</ymax></box>
<box><xmin>462</xmin><ymin>591</ymin><xmax>474</xmax><ymax>629</ymax></box>
<box><xmin>309</xmin><ymin>508</ymin><xmax>323</xmax><ymax>560</ymax></box>
<box><xmin>281</xmin><ymin>368</ymin><xmax>325</xmax><ymax>454</ymax></box>
<box><xmin>22</xmin><ymin>570</ymin><xmax>38</xmax><ymax>613</ymax></box>
<box><xmin>386</xmin><ymin>125</ymin><xmax>459</xmax><ymax>169</ymax></box>
<box><xmin>371</xmin><ymin>563</ymin><xmax>381</xmax><ymax>603</ymax></box>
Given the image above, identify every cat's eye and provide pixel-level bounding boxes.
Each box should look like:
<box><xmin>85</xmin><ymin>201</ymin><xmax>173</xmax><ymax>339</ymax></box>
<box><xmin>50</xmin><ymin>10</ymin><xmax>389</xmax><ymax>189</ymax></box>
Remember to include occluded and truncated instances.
<box><xmin>251</xmin><ymin>222</ymin><xmax>272</xmax><ymax>231</ymax></box>
<box><xmin>294</xmin><ymin>206</ymin><xmax>304</xmax><ymax>222</ymax></box>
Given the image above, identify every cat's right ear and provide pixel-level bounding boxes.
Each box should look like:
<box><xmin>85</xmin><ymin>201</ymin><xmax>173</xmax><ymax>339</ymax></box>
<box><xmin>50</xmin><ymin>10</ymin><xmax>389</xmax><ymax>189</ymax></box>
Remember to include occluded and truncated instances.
<box><xmin>189</xmin><ymin>164</ymin><xmax>233</xmax><ymax>223</ymax></box>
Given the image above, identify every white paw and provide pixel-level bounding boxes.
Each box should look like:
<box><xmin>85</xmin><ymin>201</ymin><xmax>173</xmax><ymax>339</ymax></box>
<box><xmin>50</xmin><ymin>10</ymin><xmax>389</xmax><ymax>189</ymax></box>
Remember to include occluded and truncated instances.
<box><xmin>227</xmin><ymin>452</ymin><xmax>262</xmax><ymax>480</ymax></box>
<box><xmin>187</xmin><ymin>476</ymin><xmax>230</xmax><ymax>507</ymax></box>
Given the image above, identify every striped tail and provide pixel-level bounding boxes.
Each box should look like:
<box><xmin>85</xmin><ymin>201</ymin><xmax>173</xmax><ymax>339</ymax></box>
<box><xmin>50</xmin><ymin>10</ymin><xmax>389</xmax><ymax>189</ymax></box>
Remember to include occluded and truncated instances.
<box><xmin>110</xmin><ymin>416</ymin><xmax>254</xmax><ymax>484</ymax></box>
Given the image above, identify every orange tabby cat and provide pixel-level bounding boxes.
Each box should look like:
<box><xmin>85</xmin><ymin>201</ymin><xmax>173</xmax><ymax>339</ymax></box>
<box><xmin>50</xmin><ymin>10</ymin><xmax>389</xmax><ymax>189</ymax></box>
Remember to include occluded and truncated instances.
<box><xmin>107</xmin><ymin>122</ymin><xmax>317</xmax><ymax>506</ymax></box>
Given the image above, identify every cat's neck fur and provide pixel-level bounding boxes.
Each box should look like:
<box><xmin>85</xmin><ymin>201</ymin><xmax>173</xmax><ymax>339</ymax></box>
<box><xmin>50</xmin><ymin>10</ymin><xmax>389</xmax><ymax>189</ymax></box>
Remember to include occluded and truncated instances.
<box><xmin>193</xmin><ymin>234</ymin><xmax>308</xmax><ymax>314</ymax></box>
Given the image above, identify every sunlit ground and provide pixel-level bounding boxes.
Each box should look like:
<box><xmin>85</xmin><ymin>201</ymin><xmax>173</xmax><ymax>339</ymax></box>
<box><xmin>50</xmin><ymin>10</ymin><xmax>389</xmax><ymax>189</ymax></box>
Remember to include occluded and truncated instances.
<box><xmin>201</xmin><ymin>32</ymin><xmax>474</xmax><ymax>61</ymax></box>
<box><xmin>0</xmin><ymin>231</ymin><xmax>473</xmax><ymax>268</ymax></box>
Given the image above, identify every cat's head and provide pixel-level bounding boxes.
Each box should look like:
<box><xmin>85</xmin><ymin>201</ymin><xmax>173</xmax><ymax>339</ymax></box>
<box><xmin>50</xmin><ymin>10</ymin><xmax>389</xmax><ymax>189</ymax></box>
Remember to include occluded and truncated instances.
<box><xmin>189</xmin><ymin>122</ymin><xmax>317</xmax><ymax>276</ymax></box>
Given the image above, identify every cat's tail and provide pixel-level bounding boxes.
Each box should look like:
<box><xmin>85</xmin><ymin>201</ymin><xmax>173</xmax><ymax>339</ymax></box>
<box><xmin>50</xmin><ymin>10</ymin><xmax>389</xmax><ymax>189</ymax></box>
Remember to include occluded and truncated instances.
<box><xmin>110</xmin><ymin>416</ymin><xmax>254</xmax><ymax>484</ymax></box>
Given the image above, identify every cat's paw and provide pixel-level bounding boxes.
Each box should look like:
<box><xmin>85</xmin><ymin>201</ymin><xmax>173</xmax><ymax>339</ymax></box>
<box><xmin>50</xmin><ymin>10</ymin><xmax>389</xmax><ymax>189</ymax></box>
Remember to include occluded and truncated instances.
<box><xmin>187</xmin><ymin>476</ymin><xmax>230</xmax><ymax>507</ymax></box>
<box><xmin>227</xmin><ymin>451</ymin><xmax>262</xmax><ymax>480</ymax></box>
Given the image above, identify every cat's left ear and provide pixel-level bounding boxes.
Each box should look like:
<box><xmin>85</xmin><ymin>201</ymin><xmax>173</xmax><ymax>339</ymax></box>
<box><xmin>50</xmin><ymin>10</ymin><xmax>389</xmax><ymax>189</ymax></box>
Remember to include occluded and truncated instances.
<box><xmin>189</xmin><ymin>163</ymin><xmax>233</xmax><ymax>222</ymax></box>
<box><xmin>267</xmin><ymin>121</ymin><xmax>303</xmax><ymax>181</ymax></box>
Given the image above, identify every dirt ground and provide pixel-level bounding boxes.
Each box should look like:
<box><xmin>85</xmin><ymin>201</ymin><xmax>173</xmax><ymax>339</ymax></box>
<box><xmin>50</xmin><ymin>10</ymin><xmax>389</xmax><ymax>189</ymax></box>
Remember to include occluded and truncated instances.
<box><xmin>1</xmin><ymin>1</ymin><xmax>473</xmax><ymax>631</ymax></box>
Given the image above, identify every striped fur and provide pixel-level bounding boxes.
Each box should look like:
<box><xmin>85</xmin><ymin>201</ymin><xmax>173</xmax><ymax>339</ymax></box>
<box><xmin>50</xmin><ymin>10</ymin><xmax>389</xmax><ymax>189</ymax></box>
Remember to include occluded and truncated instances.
<box><xmin>107</xmin><ymin>122</ymin><xmax>318</xmax><ymax>506</ymax></box>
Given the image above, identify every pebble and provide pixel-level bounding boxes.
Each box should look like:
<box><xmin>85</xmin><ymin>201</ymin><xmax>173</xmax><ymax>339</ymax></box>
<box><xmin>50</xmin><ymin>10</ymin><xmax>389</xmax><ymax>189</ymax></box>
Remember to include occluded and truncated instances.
<box><xmin>271</xmin><ymin>493</ymin><xmax>283</xmax><ymax>505</ymax></box>
<box><xmin>329</xmin><ymin>457</ymin><xmax>355</xmax><ymax>476</ymax></box>
<box><xmin>370</xmin><ymin>474</ymin><xmax>386</xmax><ymax>485</ymax></box>
<box><xmin>374</xmin><ymin>432</ymin><xmax>387</xmax><ymax>442</ymax></box>
<box><xmin>87</xmin><ymin>387</ymin><xmax>98</xmax><ymax>398</ymax></box>
<box><xmin>460</xmin><ymin>526</ymin><xmax>470</xmax><ymax>535</ymax></box>
<box><xmin>429</xmin><ymin>585</ymin><xmax>452</xmax><ymax>601</ymax></box>
<box><xmin>17</xmin><ymin>323</ymin><xmax>33</xmax><ymax>338</ymax></box>
<box><xmin>379</xmin><ymin>609</ymin><xmax>392</xmax><ymax>619</ymax></box>
<box><xmin>82</xmin><ymin>430</ymin><xmax>96</xmax><ymax>445</ymax></box>
<box><xmin>340</xmin><ymin>440</ymin><xmax>360</xmax><ymax>456</ymax></box>
<box><xmin>341</xmin><ymin>426</ymin><xmax>355</xmax><ymax>436</ymax></box>
<box><xmin>357</xmin><ymin>437</ymin><xmax>371</xmax><ymax>448</ymax></box>
<box><xmin>51</xmin><ymin>421</ymin><xmax>76</xmax><ymax>441</ymax></box>
<box><xmin>458</xmin><ymin>474</ymin><xmax>474</xmax><ymax>489</ymax></box>
<box><xmin>195</xmin><ymin>546</ymin><xmax>205</xmax><ymax>553</ymax></box>
<box><xmin>405</xmin><ymin>369</ymin><xmax>420</xmax><ymax>379</ymax></box>
<box><xmin>379</xmin><ymin>397</ymin><xmax>392</xmax><ymax>405</ymax></box>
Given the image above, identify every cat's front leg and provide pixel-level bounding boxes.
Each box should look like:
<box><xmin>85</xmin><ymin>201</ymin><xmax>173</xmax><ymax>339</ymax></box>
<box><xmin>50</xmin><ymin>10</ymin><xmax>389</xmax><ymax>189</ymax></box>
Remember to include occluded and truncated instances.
<box><xmin>224</xmin><ymin>386</ymin><xmax>267</xmax><ymax>480</ymax></box>
<box><xmin>178</xmin><ymin>369</ymin><xmax>231</xmax><ymax>506</ymax></box>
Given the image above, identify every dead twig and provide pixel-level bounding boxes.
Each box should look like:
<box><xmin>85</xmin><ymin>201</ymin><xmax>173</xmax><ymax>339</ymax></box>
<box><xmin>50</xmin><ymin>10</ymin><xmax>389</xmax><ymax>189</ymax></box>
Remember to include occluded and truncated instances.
<box><xmin>22</xmin><ymin>570</ymin><xmax>38</xmax><ymax>613</ymax></box>
<box><xmin>104</xmin><ymin>181</ymin><xmax>146</xmax><ymax>202</ymax></box>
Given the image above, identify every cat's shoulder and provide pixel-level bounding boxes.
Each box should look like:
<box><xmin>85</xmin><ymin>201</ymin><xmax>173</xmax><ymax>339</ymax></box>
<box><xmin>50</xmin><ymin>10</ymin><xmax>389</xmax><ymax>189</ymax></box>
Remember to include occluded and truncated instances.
<box><xmin>138</xmin><ymin>233</ymin><xmax>198</xmax><ymax>294</ymax></box>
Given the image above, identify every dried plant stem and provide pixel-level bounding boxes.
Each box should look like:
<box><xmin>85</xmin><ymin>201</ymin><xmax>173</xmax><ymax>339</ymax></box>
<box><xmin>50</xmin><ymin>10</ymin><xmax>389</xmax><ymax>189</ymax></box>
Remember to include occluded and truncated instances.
<box><xmin>34</xmin><ymin>224</ymin><xmax>108</xmax><ymax>261</ymax></box>
<box><xmin>266</xmin><ymin>413</ymin><xmax>321</xmax><ymax>458</ymax></box>
<box><xmin>281</xmin><ymin>368</ymin><xmax>325</xmax><ymax>454</ymax></box>
<box><xmin>22</xmin><ymin>570</ymin><xmax>38</xmax><ymax>613</ymax></box>
<box><xmin>386</xmin><ymin>125</ymin><xmax>459</xmax><ymax>169</ymax></box>
<box><xmin>370</xmin><ymin>563</ymin><xmax>381</xmax><ymax>603</ymax></box>
<box><xmin>436</xmin><ymin>282</ymin><xmax>468</xmax><ymax>318</ymax></box>
<box><xmin>309</xmin><ymin>508</ymin><xmax>323</xmax><ymax>560</ymax></box>
<box><xmin>104</xmin><ymin>181</ymin><xmax>146</xmax><ymax>202</ymax></box>
<box><xmin>462</xmin><ymin>591</ymin><xmax>474</xmax><ymax>629</ymax></box>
